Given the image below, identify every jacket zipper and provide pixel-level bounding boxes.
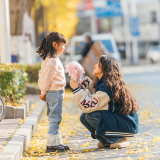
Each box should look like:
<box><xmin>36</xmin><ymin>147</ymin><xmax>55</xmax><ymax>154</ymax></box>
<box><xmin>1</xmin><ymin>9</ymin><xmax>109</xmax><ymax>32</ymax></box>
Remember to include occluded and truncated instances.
<box><xmin>112</xmin><ymin>99</ymin><xmax>114</xmax><ymax>112</ymax></box>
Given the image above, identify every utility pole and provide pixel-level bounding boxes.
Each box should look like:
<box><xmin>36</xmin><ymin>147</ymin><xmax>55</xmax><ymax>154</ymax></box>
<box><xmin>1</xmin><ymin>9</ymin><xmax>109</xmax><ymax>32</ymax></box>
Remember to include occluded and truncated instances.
<box><xmin>91</xmin><ymin>9</ymin><xmax>97</xmax><ymax>34</ymax></box>
<box><xmin>0</xmin><ymin>0</ymin><xmax>11</xmax><ymax>63</ymax></box>
<box><xmin>130</xmin><ymin>1</ymin><xmax>139</xmax><ymax>65</ymax></box>
<box><xmin>121</xmin><ymin>0</ymin><xmax>131</xmax><ymax>64</ymax></box>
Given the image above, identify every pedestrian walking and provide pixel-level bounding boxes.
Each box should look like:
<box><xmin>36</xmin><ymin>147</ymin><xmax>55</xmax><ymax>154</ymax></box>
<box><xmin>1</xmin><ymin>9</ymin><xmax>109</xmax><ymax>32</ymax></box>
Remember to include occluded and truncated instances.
<box><xmin>37</xmin><ymin>32</ymin><xmax>70</xmax><ymax>152</ymax></box>
<box><xmin>70</xmin><ymin>55</ymin><xmax>139</xmax><ymax>149</ymax></box>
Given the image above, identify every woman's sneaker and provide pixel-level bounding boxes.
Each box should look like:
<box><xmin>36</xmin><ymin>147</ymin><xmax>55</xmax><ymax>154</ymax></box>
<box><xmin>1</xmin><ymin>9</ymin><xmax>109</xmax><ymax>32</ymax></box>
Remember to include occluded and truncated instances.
<box><xmin>97</xmin><ymin>141</ymin><xmax>111</xmax><ymax>148</ymax></box>
<box><xmin>97</xmin><ymin>141</ymin><xmax>104</xmax><ymax>148</ymax></box>
<box><xmin>110</xmin><ymin>138</ymin><xmax>129</xmax><ymax>149</ymax></box>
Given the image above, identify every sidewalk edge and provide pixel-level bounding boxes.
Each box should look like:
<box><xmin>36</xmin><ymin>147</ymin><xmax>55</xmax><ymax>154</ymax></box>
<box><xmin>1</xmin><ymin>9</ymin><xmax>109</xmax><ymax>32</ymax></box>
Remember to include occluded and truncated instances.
<box><xmin>0</xmin><ymin>102</ymin><xmax>46</xmax><ymax>160</ymax></box>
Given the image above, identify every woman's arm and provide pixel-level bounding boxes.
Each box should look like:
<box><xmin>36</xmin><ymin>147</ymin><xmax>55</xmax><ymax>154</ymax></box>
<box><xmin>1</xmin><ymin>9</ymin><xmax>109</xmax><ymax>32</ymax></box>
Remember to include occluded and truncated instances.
<box><xmin>72</xmin><ymin>87</ymin><xmax>110</xmax><ymax>113</ymax></box>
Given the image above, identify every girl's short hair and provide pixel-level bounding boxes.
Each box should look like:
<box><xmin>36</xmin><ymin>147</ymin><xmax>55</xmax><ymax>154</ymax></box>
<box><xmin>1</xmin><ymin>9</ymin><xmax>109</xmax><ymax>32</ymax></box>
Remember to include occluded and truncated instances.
<box><xmin>36</xmin><ymin>32</ymin><xmax>66</xmax><ymax>60</ymax></box>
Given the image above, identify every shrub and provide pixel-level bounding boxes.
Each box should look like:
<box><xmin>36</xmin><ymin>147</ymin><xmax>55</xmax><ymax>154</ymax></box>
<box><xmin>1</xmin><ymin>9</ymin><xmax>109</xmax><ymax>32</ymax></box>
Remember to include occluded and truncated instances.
<box><xmin>0</xmin><ymin>63</ymin><xmax>27</xmax><ymax>104</ymax></box>
<box><xmin>25</xmin><ymin>63</ymin><xmax>41</xmax><ymax>83</ymax></box>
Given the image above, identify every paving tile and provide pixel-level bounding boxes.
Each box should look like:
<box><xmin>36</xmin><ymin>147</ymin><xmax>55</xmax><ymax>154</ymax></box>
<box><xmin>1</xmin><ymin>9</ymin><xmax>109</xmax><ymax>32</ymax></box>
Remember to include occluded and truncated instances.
<box><xmin>0</xmin><ymin>119</ymin><xmax>20</xmax><ymax>149</ymax></box>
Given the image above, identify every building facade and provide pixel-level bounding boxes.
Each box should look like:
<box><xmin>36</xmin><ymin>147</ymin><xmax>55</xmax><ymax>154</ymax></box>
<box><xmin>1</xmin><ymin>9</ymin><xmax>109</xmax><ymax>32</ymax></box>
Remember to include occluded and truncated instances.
<box><xmin>76</xmin><ymin>0</ymin><xmax>160</xmax><ymax>59</ymax></box>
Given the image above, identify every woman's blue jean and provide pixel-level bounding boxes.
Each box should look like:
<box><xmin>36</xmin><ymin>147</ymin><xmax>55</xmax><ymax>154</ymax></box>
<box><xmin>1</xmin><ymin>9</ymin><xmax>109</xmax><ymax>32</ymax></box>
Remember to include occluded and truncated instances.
<box><xmin>80</xmin><ymin>111</ymin><xmax>122</xmax><ymax>147</ymax></box>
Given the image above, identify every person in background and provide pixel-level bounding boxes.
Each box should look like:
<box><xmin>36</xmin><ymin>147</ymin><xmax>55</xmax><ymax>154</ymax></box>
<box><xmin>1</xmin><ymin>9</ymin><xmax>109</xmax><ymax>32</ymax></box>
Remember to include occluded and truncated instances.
<box><xmin>81</xmin><ymin>34</ymin><xmax>94</xmax><ymax>58</ymax></box>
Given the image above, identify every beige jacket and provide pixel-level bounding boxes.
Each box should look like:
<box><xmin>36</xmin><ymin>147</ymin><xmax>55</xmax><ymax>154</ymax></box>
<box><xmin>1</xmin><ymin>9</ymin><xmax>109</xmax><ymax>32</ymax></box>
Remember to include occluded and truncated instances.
<box><xmin>38</xmin><ymin>57</ymin><xmax>66</xmax><ymax>95</ymax></box>
<box><xmin>73</xmin><ymin>88</ymin><xmax>110</xmax><ymax>113</ymax></box>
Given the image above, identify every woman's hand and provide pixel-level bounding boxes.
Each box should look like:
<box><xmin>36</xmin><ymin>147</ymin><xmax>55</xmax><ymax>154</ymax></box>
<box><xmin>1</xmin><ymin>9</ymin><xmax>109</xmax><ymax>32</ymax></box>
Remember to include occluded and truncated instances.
<box><xmin>70</xmin><ymin>77</ymin><xmax>79</xmax><ymax>90</ymax></box>
<box><xmin>39</xmin><ymin>94</ymin><xmax>46</xmax><ymax>102</ymax></box>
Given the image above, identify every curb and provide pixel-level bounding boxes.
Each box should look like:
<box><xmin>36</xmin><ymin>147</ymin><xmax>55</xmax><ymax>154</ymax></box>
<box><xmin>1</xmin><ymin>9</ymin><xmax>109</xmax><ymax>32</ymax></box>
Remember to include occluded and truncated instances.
<box><xmin>5</xmin><ymin>101</ymin><xmax>31</xmax><ymax>119</ymax></box>
<box><xmin>25</xmin><ymin>85</ymin><xmax>41</xmax><ymax>95</ymax></box>
<box><xmin>122</xmin><ymin>64</ymin><xmax>160</xmax><ymax>74</ymax></box>
<box><xmin>0</xmin><ymin>101</ymin><xmax>46</xmax><ymax>160</ymax></box>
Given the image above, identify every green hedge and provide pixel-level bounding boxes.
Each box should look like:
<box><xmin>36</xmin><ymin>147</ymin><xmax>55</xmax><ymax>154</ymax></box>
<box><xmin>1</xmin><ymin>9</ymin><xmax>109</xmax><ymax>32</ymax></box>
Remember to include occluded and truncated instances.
<box><xmin>0</xmin><ymin>64</ymin><xmax>27</xmax><ymax>104</ymax></box>
<box><xmin>25</xmin><ymin>63</ymin><xmax>41</xmax><ymax>83</ymax></box>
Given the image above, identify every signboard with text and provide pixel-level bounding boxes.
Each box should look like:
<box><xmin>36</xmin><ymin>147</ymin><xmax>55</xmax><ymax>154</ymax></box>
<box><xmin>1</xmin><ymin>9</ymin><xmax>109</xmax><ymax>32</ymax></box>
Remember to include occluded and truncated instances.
<box><xmin>95</xmin><ymin>0</ymin><xmax>123</xmax><ymax>18</ymax></box>
<box><xmin>130</xmin><ymin>17</ymin><xmax>140</xmax><ymax>37</ymax></box>
<box><xmin>84</xmin><ymin>0</ymin><xmax>94</xmax><ymax>10</ymax></box>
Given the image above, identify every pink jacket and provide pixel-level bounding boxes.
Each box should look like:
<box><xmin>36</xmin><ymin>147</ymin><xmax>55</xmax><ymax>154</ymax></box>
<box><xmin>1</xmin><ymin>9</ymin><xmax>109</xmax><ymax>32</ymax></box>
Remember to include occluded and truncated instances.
<box><xmin>38</xmin><ymin>57</ymin><xmax>66</xmax><ymax>95</ymax></box>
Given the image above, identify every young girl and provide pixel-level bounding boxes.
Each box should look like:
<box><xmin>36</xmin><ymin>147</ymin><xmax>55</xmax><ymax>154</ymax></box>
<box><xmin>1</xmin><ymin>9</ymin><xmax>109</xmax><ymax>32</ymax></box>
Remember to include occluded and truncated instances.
<box><xmin>70</xmin><ymin>55</ymin><xmax>139</xmax><ymax>149</ymax></box>
<box><xmin>37</xmin><ymin>32</ymin><xmax>69</xmax><ymax>152</ymax></box>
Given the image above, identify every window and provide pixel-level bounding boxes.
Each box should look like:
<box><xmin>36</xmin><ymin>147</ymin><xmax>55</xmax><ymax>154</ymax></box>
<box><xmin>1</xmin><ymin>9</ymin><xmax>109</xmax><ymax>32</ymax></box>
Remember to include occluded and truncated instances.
<box><xmin>100</xmin><ymin>40</ymin><xmax>114</xmax><ymax>53</ymax></box>
<box><xmin>151</xmin><ymin>11</ymin><xmax>157</xmax><ymax>23</ymax></box>
<box><xmin>151</xmin><ymin>46</ymin><xmax>160</xmax><ymax>51</ymax></box>
<box><xmin>75</xmin><ymin>39</ymin><xmax>114</xmax><ymax>55</ymax></box>
<box><xmin>75</xmin><ymin>41</ymin><xmax>86</xmax><ymax>55</ymax></box>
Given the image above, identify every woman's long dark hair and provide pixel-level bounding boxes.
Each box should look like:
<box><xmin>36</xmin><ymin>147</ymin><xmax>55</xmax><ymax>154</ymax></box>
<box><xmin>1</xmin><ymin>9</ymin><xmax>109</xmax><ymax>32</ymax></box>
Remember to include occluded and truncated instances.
<box><xmin>92</xmin><ymin>55</ymin><xmax>139</xmax><ymax>115</ymax></box>
<box><xmin>36</xmin><ymin>32</ymin><xmax>66</xmax><ymax>60</ymax></box>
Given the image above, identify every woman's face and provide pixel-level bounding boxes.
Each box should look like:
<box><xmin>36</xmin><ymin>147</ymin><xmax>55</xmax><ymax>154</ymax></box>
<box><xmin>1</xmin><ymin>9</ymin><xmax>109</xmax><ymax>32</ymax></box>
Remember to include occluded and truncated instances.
<box><xmin>93</xmin><ymin>61</ymin><xmax>103</xmax><ymax>78</ymax></box>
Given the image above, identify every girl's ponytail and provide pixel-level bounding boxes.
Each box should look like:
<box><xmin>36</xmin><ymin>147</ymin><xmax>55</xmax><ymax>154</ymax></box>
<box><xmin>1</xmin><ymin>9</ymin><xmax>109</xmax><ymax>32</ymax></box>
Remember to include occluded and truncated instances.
<box><xmin>36</xmin><ymin>32</ymin><xmax>66</xmax><ymax>60</ymax></box>
<box><xmin>36</xmin><ymin>37</ymin><xmax>49</xmax><ymax>60</ymax></box>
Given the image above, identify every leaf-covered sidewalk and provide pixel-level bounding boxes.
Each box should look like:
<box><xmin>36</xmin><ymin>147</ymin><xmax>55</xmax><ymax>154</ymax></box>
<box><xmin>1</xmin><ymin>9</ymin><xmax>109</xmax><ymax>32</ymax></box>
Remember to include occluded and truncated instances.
<box><xmin>22</xmin><ymin>85</ymin><xmax>160</xmax><ymax>160</ymax></box>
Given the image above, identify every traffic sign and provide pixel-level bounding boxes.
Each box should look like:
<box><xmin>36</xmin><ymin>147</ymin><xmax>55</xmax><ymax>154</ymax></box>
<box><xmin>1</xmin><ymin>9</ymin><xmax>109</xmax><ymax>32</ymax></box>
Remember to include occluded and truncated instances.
<box><xmin>95</xmin><ymin>0</ymin><xmax>123</xmax><ymax>18</ymax></box>
<box><xmin>130</xmin><ymin>17</ymin><xmax>140</xmax><ymax>37</ymax></box>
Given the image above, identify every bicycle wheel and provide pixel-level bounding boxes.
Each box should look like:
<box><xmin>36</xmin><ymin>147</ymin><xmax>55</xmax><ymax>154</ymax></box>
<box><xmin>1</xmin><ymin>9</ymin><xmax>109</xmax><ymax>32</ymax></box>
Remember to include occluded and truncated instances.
<box><xmin>0</xmin><ymin>95</ymin><xmax>6</xmax><ymax>121</ymax></box>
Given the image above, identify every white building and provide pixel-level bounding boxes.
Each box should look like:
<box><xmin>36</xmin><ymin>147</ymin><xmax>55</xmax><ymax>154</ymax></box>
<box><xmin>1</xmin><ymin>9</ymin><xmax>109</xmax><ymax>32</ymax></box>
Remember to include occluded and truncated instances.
<box><xmin>108</xmin><ymin>0</ymin><xmax>160</xmax><ymax>59</ymax></box>
<box><xmin>77</xmin><ymin>0</ymin><xmax>160</xmax><ymax>59</ymax></box>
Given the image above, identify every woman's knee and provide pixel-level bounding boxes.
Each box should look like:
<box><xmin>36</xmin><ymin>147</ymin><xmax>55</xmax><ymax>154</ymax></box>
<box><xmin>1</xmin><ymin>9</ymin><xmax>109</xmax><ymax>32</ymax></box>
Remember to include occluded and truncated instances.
<box><xmin>85</xmin><ymin>111</ymin><xmax>101</xmax><ymax>129</ymax></box>
<box><xmin>86</xmin><ymin>111</ymin><xmax>101</xmax><ymax>121</ymax></box>
<box><xmin>80</xmin><ymin>113</ymin><xmax>86</xmax><ymax>125</ymax></box>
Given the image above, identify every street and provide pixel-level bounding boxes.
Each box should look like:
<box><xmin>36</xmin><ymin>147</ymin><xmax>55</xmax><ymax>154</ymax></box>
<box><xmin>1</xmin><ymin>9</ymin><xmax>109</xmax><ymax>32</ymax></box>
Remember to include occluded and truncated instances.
<box><xmin>22</xmin><ymin>65</ymin><xmax>160</xmax><ymax>160</ymax></box>
<box><xmin>1</xmin><ymin>0</ymin><xmax>160</xmax><ymax>159</ymax></box>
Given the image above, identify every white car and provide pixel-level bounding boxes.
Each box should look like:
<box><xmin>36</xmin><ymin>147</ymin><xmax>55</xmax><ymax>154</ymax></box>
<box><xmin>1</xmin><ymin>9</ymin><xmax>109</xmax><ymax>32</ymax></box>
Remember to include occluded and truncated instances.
<box><xmin>147</xmin><ymin>46</ymin><xmax>160</xmax><ymax>63</ymax></box>
<box><xmin>60</xmin><ymin>33</ymin><xmax>121</xmax><ymax>85</ymax></box>
<box><xmin>61</xmin><ymin>33</ymin><xmax>121</xmax><ymax>66</ymax></box>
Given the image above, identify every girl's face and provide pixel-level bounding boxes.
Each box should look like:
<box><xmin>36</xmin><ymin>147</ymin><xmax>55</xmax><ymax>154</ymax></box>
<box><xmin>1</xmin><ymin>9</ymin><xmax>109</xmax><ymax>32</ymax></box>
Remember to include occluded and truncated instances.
<box><xmin>93</xmin><ymin>61</ymin><xmax>103</xmax><ymax>79</ymax></box>
<box><xmin>53</xmin><ymin>42</ymin><xmax>65</xmax><ymax>55</ymax></box>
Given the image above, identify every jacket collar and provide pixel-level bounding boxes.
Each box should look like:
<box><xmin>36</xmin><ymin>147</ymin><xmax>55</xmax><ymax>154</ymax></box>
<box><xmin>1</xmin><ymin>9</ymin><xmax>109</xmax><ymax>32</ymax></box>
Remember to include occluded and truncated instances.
<box><xmin>96</xmin><ymin>76</ymin><xmax>104</xmax><ymax>88</ymax></box>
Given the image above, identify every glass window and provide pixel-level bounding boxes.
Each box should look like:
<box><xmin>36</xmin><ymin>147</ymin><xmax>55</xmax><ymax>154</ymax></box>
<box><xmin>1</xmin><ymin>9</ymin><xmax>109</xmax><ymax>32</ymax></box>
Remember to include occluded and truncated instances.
<box><xmin>100</xmin><ymin>40</ymin><xmax>114</xmax><ymax>53</ymax></box>
<box><xmin>152</xmin><ymin>46</ymin><xmax>160</xmax><ymax>51</ymax></box>
<box><xmin>151</xmin><ymin>11</ymin><xmax>157</xmax><ymax>23</ymax></box>
<box><xmin>75</xmin><ymin>39</ymin><xmax>114</xmax><ymax>55</ymax></box>
<box><xmin>75</xmin><ymin>41</ymin><xmax>86</xmax><ymax>55</ymax></box>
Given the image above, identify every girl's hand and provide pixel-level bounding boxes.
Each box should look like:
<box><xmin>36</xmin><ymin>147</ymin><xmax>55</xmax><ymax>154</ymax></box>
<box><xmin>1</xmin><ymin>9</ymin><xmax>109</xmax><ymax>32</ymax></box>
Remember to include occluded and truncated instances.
<box><xmin>70</xmin><ymin>77</ymin><xmax>79</xmax><ymax>90</ymax></box>
<box><xmin>39</xmin><ymin>94</ymin><xmax>46</xmax><ymax>102</ymax></box>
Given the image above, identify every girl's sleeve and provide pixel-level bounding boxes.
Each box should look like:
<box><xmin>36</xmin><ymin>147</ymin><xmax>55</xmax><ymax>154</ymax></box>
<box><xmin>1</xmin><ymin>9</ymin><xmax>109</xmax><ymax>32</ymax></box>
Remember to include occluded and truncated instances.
<box><xmin>39</xmin><ymin>65</ymin><xmax>57</xmax><ymax>95</ymax></box>
<box><xmin>72</xmin><ymin>87</ymin><xmax>110</xmax><ymax>113</ymax></box>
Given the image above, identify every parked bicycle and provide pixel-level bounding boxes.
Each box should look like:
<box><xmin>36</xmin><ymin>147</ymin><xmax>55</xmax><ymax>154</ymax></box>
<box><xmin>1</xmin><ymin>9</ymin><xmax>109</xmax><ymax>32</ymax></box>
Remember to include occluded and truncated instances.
<box><xmin>0</xmin><ymin>95</ymin><xmax>6</xmax><ymax>120</ymax></box>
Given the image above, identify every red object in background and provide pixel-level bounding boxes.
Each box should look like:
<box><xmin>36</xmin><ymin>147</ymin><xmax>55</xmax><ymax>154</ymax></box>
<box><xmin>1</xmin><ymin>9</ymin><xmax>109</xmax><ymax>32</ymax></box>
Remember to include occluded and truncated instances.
<box><xmin>84</xmin><ymin>0</ymin><xmax>94</xmax><ymax>10</ymax></box>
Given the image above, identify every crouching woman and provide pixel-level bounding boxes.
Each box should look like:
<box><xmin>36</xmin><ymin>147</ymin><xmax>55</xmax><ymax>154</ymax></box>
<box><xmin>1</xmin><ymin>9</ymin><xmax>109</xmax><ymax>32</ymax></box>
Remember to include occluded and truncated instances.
<box><xmin>70</xmin><ymin>55</ymin><xmax>139</xmax><ymax>149</ymax></box>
